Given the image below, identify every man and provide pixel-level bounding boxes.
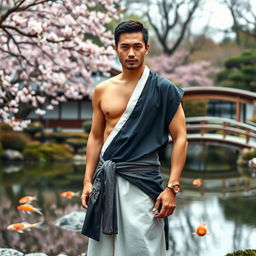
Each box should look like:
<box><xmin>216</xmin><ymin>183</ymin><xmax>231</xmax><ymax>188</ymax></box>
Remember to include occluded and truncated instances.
<box><xmin>81</xmin><ymin>20</ymin><xmax>188</xmax><ymax>256</ymax></box>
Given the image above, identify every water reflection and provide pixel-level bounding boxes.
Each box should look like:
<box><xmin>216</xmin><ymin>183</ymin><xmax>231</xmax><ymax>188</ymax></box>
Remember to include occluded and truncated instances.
<box><xmin>162</xmin><ymin>143</ymin><xmax>256</xmax><ymax>256</ymax></box>
<box><xmin>0</xmin><ymin>143</ymin><xmax>256</xmax><ymax>255</ymax></box>
<box><xmin>168</xmin><ymin>196</ymin><xmax>256</xmax><ymax>256</ymax></box>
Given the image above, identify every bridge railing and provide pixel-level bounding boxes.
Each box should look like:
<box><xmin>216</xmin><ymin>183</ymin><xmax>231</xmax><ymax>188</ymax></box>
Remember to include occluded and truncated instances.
<box><xmin>186</xmin><ymin>116</ymin><xmax>256</xmax><ymax>145</ymax></box>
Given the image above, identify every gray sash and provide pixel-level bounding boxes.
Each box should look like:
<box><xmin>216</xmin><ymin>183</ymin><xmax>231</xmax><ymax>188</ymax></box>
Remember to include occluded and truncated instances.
<box><xmin>81</xmin><ymin>152</ymin><xmax>169</xmax><ymax>249</ymax></box>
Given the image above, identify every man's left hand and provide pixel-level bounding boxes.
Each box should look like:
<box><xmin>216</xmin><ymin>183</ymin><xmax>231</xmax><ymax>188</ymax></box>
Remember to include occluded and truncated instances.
<box><xmin>153</xmin><ymin>189</ymin><xmax>176</xmax><ymax>218</ymax></box>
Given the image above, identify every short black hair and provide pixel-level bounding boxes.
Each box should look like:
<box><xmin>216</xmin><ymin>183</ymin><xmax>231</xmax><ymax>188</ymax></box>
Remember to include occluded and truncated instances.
<box><xmin>114</xmin><ymin>20</ymin><xmax>149</xmax><ymax>46</ymax></box>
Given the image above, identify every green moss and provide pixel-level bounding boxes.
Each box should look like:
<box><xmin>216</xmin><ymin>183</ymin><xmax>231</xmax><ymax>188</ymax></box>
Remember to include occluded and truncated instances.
<box><xmin>0</xmin><ymin>123</ymin><xmax>13</xmax><ymax>132</ymax></box>
<box><xmin>0</xmin><ymin>131</ymin><xmax>28</xmax><ymax>151</ymax></box>
<box><xmin>23</xmin><ymin>143</ymin><xmax>73</xmax><ymax>162</ymax></box>
<box><xmin>23</xmin><ymin>146</ymin><xmax>45</xmax><ymax>162</ymax></box>
<box><xmin>66</xmin><ymin>138</ymin><xmax>87</xmax><ymax>153</ymax></box>
<box><xmin>38</xmin><ymin>143</ymin><xmax>73</xmax><ymax>161</ymax></box>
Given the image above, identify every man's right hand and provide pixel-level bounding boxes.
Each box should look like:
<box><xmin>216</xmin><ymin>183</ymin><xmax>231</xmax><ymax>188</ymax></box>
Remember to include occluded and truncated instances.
<box><xmin>81</xmin><ymin>182</ymin><xmax>93</xmax><ymax>209</ymax></box>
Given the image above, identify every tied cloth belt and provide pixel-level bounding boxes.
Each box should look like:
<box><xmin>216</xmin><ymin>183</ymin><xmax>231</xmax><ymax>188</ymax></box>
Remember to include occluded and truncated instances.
<box><xmin>81</xmin><ymin>152</ymin><xmax>169</xmax><ymax>250</ymax></box>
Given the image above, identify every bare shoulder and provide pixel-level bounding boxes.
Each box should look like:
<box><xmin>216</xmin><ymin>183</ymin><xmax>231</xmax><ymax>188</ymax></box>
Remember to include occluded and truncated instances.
<box><xmin>94</xmin><ymin>74</ymin><xmax>121</xmax><ymax>92</ymax></box>
<box><xmin>92</xmin><ymin>75</ymin><xmax>121</xmax><ymax>105</ymax></box>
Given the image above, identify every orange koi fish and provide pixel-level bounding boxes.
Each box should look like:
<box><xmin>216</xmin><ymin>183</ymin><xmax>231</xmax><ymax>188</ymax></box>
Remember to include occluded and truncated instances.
<box><xmin>19</xmin><ymin>196</ymin><xmax>37</xmax><ymax>204</ymax></box>
<box><xmin>60</xmin><ymin>191</ymin><xmax>80</xmax><ymax>198</ymax></box>
<box><xmin>17</xmin><ymin>204</ymin><xmax>43</xmax><ymax>215</ymax></box>
<box><xmin>6</xmin><ymin>222</ymin><xmax>43</xmax><ymax>233</ymax></box>
<box><xmin>192</xmin><ymin>224</ymin><xmax>209</xmax><ymax>236</ymax></box>
<box><xmin>192</xmin><ymin>178</ymin><xmax>202</xmax><ymax>187</ymax></box>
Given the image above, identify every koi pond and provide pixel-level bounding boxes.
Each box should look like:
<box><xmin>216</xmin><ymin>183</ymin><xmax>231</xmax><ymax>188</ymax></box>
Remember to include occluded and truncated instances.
<box><xmin>0</xmin><ymin>143</ymin><xmax>256</xmax><ymax>256</ymax></box>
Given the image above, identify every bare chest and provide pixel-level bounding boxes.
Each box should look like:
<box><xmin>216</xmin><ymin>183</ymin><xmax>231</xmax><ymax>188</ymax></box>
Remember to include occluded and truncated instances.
<box><xmin>100</xmin><ymin>84</ymin><xmax>135</xmax><ymax>120</ymax></box>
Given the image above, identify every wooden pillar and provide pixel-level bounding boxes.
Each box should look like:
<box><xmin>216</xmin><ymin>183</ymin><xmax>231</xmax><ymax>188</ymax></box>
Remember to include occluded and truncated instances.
<box><xmin>223</xmin><ymin>122</ymin><xmax>228</xmax><ymax>139</ymax></box>
<box><xmin>200</xmin><ymin>120</ymin><xmax>207</xmax><ymax>135</ymax></box>
<box><xmin>236</xmin><ymin>100</ymin><xmax>240</xmax><ymax>122</ymax></box>
<box><xmin>253</xmin><ymin>100</ymin><xmax>256</xmax><ymax>120</ymax></box>
<box><xmin>245</xmin><ymin>128</ymin><xmax>250</xmax><ymax>144</ymax></box>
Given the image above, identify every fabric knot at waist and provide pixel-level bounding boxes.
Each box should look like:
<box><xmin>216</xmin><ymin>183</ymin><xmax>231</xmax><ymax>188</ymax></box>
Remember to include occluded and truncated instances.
<box><xmin>98</xmin><ymin>152</ymin><xmax>162</xmax><ymax>235</ymax></box>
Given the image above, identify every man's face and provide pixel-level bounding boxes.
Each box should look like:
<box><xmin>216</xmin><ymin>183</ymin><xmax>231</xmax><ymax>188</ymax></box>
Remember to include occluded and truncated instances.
<box><xmin>115</xmin><ymin>32</ymin><xmax>150</xmax><ymax>70</ymax></box>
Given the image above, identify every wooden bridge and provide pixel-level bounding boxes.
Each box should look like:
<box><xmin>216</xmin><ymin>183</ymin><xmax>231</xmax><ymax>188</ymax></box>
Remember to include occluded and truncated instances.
<box><xmin>181</xmin><ymin>87</ymin><xmax>256</xmax><ymax>148</ymax></box>
<box><xmin>183</xmin><ymin>86</ymin><xmax>256</xmax><ymax>122</ymax></box>
<box><xmin>186</xmin><ymin>116</ymin><xmax>256</xmax><ymax>148</ymax></box>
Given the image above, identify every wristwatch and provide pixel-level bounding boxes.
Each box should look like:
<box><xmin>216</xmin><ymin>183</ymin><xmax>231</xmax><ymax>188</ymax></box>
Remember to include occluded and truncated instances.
<box><xmin>166</xmin><ymin>183</ymin><xmax>180</xmax><ymax>194</ymax></box>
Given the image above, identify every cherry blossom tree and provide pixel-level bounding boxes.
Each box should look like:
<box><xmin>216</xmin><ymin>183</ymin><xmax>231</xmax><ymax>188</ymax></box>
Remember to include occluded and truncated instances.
<box><xmin>0</xmin><ymin>0</ymin><xmax>120</xmax><ymax>129</ymax></box>
<box><xmin>149</xmin><ymin>50</ymin><xmax>218</xmax><ymax>87</ymax></box>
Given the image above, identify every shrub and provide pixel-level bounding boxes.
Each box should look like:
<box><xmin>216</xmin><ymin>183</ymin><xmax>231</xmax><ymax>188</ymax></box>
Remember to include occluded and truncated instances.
<box><xmin>47</xmin><ymin>131</ymin><xmax>89</xmax><ymax>144</ymax></box>
<box><xmin>216</xmin><ymin>69</ymin><xmax>230</xmax><ymax>82</ymax></box>
<box><xmin>23</xmin><ymin>145</ymin><xmax>45</xmax><ymax>162</ymax></box>
<box><xmin>83</xmin><ymin>120</ymin><xmax>92</xmax><ymax>133</ymax></box>
<box><xmin>48</xmin><ymin>132</ymin><xmax>72</xmax><ymax>143</ymax></box>
<box><xmin>226</xmin><ymin>249</ymin><xmax>256</xmax><ymax>256</ymax></box>
<box><xmin>240</xmin><ymin>148</ymin><xmax>256</xmax><ymax>161</ymax></box>
<box><xmin>68</xmin><ymin>132</ymin><xmax>89</xmax><ymax>139</ymax></box>
<box><xmin>34</xmin><ymin>131</ymin><xmax>48</xmax><ymax>142</ymax></box>
<box><xmin>66</xmin><ymin>138</ymin><xmax>87</xmax><ymax>153</ymax></box>
<box><xmin>0</xmin><ymin>132</ymin><xmax>28</xmax><ymax>151</ymax></box>
<box><xmin>217</xmin><ymin>49</ymin><xmax>256</xmax><ymax>91</ymax></box>
<box><xmin>23</xmin><ymin>143</ymin><xmax>73</xmax><ymax>162</ymax></box>
<box><xmin>237</xmin><ymin>148</ymin><xmax>256</xmax><ymax>166</ymax></box>
<box><xmin>0</xmin><ymin>123</ymin><xmax>13</xmax><ymax>132</ymax></box>
<box><xmin>24</xmin><ymin>122</ymin><xmax>43</xmax><ymax>137</ymax></box>
<box><xmin>39</xmin><ymin>143</ymin><xmax>73</xmax><ymax>161</ymax></box>
<box><xmin>183</xmin><ymin>100</ymin><xmax>208</xmax><ymax>117</ymax></box>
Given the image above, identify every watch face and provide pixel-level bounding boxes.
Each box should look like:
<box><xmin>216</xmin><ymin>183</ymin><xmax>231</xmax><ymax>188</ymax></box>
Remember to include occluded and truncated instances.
<box><xmin>167</xmin><ymin>184</ymin><xmax>180</xmax><ymax>194</ymax></box>
<box><xmin>173</xmin><ymin>186</ymin><xmax>180</xmax><ymax>193</ymax></box>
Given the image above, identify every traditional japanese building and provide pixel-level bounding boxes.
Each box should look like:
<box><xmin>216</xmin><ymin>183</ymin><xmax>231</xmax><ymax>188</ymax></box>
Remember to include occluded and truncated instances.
<box><xmin>28</xmin><ymin>59</ymin><xmax>121</xmax><ymax>130</ymax></box>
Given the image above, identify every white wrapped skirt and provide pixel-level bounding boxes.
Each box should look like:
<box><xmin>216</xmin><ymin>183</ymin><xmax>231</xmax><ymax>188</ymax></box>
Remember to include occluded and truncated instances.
<box><xmin>87</xmin><ymin>176</ymin><xmax>166</xmax><ymax>256</ymax></box>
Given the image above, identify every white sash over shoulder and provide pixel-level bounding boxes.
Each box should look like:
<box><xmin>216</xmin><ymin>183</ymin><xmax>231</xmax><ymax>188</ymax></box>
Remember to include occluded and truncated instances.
<box><xmin>101</xmin><ymin>66</ymin><xmax>150</xmax><ymax>156</ymax></box>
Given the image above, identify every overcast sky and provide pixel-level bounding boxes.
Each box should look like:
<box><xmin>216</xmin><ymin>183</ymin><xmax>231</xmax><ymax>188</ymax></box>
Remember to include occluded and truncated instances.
<box><xmin>127</xmin><ymin>0</ymin><xmax>255</xmax><ymax>43</ymax></box>
<box><xmin>191</xmin><ymin>0</ymin><xmax>234</xmax><ymax>42</ymax></box>
<box><xmin>188</xmin><ymin>0</ymin><xmax>255</xmax><ymax>42</ymax></box>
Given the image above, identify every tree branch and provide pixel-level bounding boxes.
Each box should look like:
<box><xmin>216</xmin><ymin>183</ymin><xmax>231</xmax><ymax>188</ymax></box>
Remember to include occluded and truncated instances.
<box><xmin>146</xmin><ymin>0</ymin><xmax>202</xmax><ymax>55</ymax></box>
<box><xmin>0</xmin><ymin>0</ymin><xmax>53</xmax><ymax>24</ymax></box>
<box><xmin>2</xmin><ymin>26</ymin><xmax>23</xmax><ymax>55</ymax></box>
<box><xmin>0</xmin><ymin>46</ymin><xmax>33</xmax><ymax>67</ymax></box>
<box><xmin>2</xmin><ymin>24</ymin><xmax>70</xmax><ymax>44</ymax></box>
<box><xmin>168</xmin><ymin>0</ymin><xmax>201</xmax><ymax>55</ymax></box>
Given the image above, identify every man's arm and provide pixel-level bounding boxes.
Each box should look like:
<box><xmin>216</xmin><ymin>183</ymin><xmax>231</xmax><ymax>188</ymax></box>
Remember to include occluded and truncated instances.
<box><xmin>153</xmin><ymin>103</ymin><xmax>188</xmax><ymax>218</ymax></box>
<box><xmin>81</xmin><ymin>85</ymin><xmax>106</xmax><ymax>209</ymax></box>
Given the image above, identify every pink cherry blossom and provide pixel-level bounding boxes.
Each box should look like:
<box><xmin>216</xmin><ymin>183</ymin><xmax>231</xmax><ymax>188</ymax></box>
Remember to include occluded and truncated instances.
<box><xmin>149</xmin><ymin>50</ymin><xmax>219</xmax><ymax>87</ymax></box>
<box><xmin>0</xmin><ymin>0</ymin><xmax>120</xmax><ymax>129</ymax></box>
<box><xmin>35</xmin><ymin>109</ymin><xmax>46</xmax><ymax>116</ymax></box>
